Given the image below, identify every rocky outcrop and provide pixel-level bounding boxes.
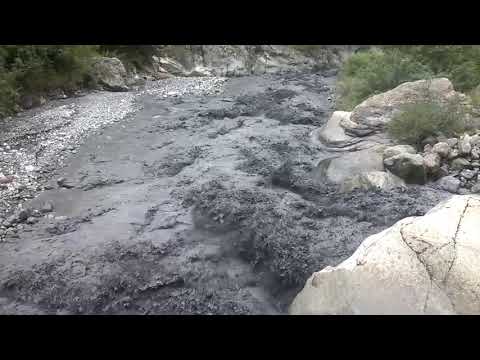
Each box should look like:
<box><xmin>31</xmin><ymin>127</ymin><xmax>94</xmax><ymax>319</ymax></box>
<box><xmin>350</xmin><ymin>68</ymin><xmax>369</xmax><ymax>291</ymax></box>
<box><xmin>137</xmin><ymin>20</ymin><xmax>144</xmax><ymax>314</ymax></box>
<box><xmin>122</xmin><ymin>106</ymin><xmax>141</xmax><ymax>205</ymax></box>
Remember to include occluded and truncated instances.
<box><xmin>91</xmin><ymin>57</ymin><xmax>129</xmax><ymax>92</ymax></box>
<box><xmin>155</xmin><ymin>45</ymin><xmax>361</xmax><ymax>78</ymax></box>
<box><xmin>316</xmin><ymin>78</ymin><xmax>468</xmax><ymax>151</ymax></box>
<box><xmin>313</xmin><ymin>147</ymin><xmax>385</xmax><ymax>185</ymax></box>
<box><xmin>339</xmin><ymin>171</ymin><xmax>405</xmax><ymax>192</ymax></box>
<box><xmin>290</xmin><ymin>195</ymin><xmax>480</xmax><ymax>315</ymax></box>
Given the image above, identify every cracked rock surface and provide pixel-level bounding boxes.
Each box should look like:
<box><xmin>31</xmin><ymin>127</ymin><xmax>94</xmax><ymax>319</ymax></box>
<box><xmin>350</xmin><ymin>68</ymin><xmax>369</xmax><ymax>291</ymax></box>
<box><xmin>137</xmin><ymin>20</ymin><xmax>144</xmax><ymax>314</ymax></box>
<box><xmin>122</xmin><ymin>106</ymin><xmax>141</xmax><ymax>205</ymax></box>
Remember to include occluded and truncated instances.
<box><xmin>290</xmin><ymin>195</ymin><xmax>480</xmax><ymax>315</ymax></box>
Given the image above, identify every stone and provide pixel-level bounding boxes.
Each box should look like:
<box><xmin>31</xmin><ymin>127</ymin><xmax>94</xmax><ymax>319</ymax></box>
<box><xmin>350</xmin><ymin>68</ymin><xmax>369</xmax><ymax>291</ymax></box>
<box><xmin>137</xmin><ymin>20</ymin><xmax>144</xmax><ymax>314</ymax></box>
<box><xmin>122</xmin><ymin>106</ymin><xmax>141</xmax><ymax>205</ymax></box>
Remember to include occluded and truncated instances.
<box><xmin>437</xmin><ymin>176</ymin><xmax>461</xmax><ymax>193</ymax></box>
<box><xmin>459</xmin><ymin>134</ymin><xmax>472</xmax><ymax>155</ymax></box>
<box><xmin>383</xmin><ymin>145</ymin><xmax>416</xmax><ymax>160</ymax></box>
<box><xmin>91</xmin><ymin>57</ymin><xmax>129</xmax><ymax>92</ymax></box>
<box><xmin>471</xmin><ymin>183</ymin><xmax>480</xmax><ymax>193</ymax></box>
<box><xmin>383</xmin><ymin>153</ymin><xmax>426</xmax><ymax>184</ymax></box>
<box><xmin>0</xmin><ymin>175</ymin><xmax>14</xmax><ymax>184</ymax></box>
<box><xmin>290</xmin><ymin>195</ymin><xmax>480</xmax><ymax>315</ymax></box>
<box><xmin>317</xmin><ymin>111</ymin><xmax>356</xmax><ymax>148</ymax></box>
<box><xmin>26</xmin><ymin>217</ymin><xmax>38</xmax><ymax>225</ymax></box>
<box><xmin>451</xmin><ymin>157</ymin><xmax>471</xmax><ymax>171</ymax></box>
<box><xmin>57</xmin><ymin>177</ymin><xmax>75</xmax><ymax>189</ymax></box>
<box><xmin>423</xmin><ymin>144</ymin><xmax>433</xmax><ymax>153</ymax></box>
<box><xmin>313</xmin><ymin>147</ymin><xmax>385</xmax><ymax>185</ymax></box>
<box><xmin>348</xmin><ymin>78</ymin><xmax>464</xmax><ymax>137</ymax></box>
<box><xmin>423</xmin><ymin>152</ymin><xmax>441</xmax><ymax>177</ymax></box>
<box><xmin>432</xmin><ymin>142</ymin><xmax>450</xmax><ymax>158</ymax></box>
<box><xmin>340</xmin><ymin>171</ymin><xmax>405</xmax><ymax>193</ymax></box>
<box><xmin>18</xmin><ymin>209</ymin><xmax>31</xmax><ymax>222</ymax></box>
<box><xmin>448</xmin><ymin>148</ymin><xmax>460</xmax><ymax>160</ymax></box>
<box><xmin>470</xmin><ymin>134</ymin><xmax>480</xmax><ymax>147</ymax></box>
<box><xmin>446</xmin><ymin>138</ymin><xmax>459</xmax><ymax>147</ymax></box>
<box><xmin>460</xmin><ymin>169</ymin><xmax>477</xmax><ymax>180</ymax></box>
<box><xmin>472</xmin><ymin>146</ymin><xmax>480</xmax><ymax>160</ymax></box>
<box><xmin>40</xmin><ymin>201</ymin><xmax>54</xmax><ymax>213</ymax></box>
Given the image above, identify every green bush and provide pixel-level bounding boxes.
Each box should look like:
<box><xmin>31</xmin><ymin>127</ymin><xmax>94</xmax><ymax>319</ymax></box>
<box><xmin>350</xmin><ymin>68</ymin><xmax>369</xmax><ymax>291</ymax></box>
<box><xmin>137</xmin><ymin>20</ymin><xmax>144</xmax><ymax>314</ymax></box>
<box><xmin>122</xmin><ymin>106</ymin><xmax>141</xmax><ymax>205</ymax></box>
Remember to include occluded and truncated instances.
<box><xmin>337</xmin><ymin>48</ymin><xmax>433</xmax><ymax>110</ymax></box>
<box><xmin>386</xmin><ymin>98</ymin><xmax>467</xmax><ymax>149</ymax></box>
<box><xmin>338</xmin><ymin>46</ymin><xmax>480</xmax><ymax>110</ymax></box>
<box><xmin>0</xmin><ymin>45</ymin><xmax>100</xmax><ymax>116</ymax></box>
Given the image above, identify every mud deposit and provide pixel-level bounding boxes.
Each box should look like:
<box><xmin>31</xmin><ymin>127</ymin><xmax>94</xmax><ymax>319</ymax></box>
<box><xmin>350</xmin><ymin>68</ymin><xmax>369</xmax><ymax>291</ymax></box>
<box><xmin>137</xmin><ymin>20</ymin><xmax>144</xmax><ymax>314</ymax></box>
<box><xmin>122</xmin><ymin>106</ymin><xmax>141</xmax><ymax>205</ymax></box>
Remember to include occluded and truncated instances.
<box><xmin>0</xmin><ymin>70</ymin><xmax>450</xmax><ymax>314</ymax></box>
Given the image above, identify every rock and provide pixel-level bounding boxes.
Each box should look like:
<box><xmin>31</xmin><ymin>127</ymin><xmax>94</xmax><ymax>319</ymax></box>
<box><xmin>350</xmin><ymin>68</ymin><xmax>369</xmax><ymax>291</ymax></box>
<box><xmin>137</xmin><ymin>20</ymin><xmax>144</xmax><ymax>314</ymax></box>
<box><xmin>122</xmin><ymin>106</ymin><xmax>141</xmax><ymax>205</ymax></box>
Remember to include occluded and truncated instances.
<box><xmin>423</xmin><ymin>144</ymin><xmax>433</xmax><ymax>153</ymax></box>
<box><xmin>317</xmin><ymin>111</ymin><xmax>356</xmax><ymax>148</ymax></box>
<box><xmin>4</xmin><ymin>215</ymin><xmax>17</xmax><ymax>227</ymax></box>
<box><xmin>459</xmin><ymin>135</ymin><xmax>472</xmax><ymax>155</ymax></box>
<box><xmin>472</xmin><ymin>146</ymin><xmax>480</xmax><ymax>160</ymax></box>
<box><xmin>423</xmin><ymin>152</ymin><xmax>441</xmax><ymax>177</ymax></box>
<box><xmin>340</xmin><ymin>171</ymin><xmax>405</xmax><ymax>193</ymax></box>
<box><xmin>383</xmin><ymin>145</ymin><xmax>416</xmax><ymax>160</ymax></box>
<box><xmin>422</xmin><ymin>136</ymin><xmax>437</xmax><ymax>148</ymax></box>
<box><xmin>446</xmin><ymin>138</ymin><xmax>459</xmax><ymax>147</ymax></box>
<box><xmin>460</xmin><ymin>169</ymin><xmax>477</xmax><ymax>180</ymax></box>
<box><xmin>470</xmin><ymin>134</ymin><xmax>480</xmax><ymax>147</ymax></box>
<box><xmin>57</xmin><ymin>177</ymin><xmax>75</xmax><ymax>189</ymax></box>
<box><xmin>451</xmin><ymin>157</ymin><xmax>471</xmax><ymax>171</ymax></box>
<box><xmin>31</xmin><ymin>210</ymin><xmax>42</xmax><ymax>217</ymax></box>
<box><xmin>437</xmin><ymin>175</ymin><xmax>461</xmax><ymax>193</ymax></box>
<box><xmin>384</xmin><ymin>153</ymin><xmax>426</xmax><ymax>184</ymax></box>
<box><xmin>40</xmin><ymin>201</ymin><xmax>54</xmax><ymax>213</ymax></box>
<box><xmin>26</xmin><ymin>217</ymin><xmax>39</xmax><ymax>225</ymax></box>
<box><xmin>448</xmin><ymin>148</ymin><xmax>460</xmax><ymax>160</ymax></box>
<box><xmin>0</xmin><ymin>175</ymin><xmax>14</xmax><ymax>184</ymax></box>
<box><xmin>348</xmin><ymin>78</ymin><xmax>464</xmax><ymax>137</ymax></box>
<box><xmin>290</xmin><ymin>195</ymin><xmax>480</xmax><ymax>315</ymax></box>
<box><xmin>25</xmin><ymin>165</ymin><xmax>37</xmax><ymax>172</ymax></box>
<box><xmin>438</xmin><ymin>164</ymin><xmax>449</xmax><ymax>178</ymax></box>
<box><xmin>313</xmin><ymin>147</ymin><xmax>385</xmax><ymax>185</ymax></box>
<box><xmin>471</xmin><ymin>183</ymin><xmax>480</xmax><ymax>193</ymax></box>
<box><xmin>91</xmin><ymin>57</ymin><xmax>129</xmax><ymax>92</ymax></box>
<box><xmin>432</xmin><ymin>142</ymin><xmax>450</xmax><ymax>158</ymax></box>
<box><xmin>16</xmin><ymin>209</ymin><xmax>31</xmax><ymax>223</ymax></box>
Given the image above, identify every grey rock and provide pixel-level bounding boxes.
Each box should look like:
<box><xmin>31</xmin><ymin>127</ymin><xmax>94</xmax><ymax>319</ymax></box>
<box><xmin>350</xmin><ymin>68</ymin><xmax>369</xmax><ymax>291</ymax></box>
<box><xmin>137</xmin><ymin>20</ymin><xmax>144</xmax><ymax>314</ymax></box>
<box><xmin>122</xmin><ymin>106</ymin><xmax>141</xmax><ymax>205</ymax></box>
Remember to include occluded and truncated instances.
<box><xmin>448</xmin><ymin>148</ymin><xmax>460</xmax><ymax>160</ymax></box>
<box><xmin>459</xmin><ymin>134</ymin><xmax>472</xmax><ymax>155</ymax></box>
<box><xmin>26</xmin><ymin>217</ymin><xmax>39</xmax><ymax>225</ymax></box>
<box><xmin>446</xmin><ymin>138</ymin><xmax>459</xmax><ymax>147</ymax></box>
<box><xmin>423</xmin><ymin>152</ymin><xmax>441</xmax><ymax>177</ymax></box>
<box><xmin>451</xmin><ymin>157</ymin><xmax>471</xmax><ymax>171</ymax></box>
<box><xmin>91</xmin><ymin>57</ymin><xmax>129</xmax><ymax>92</ymax></box>
<box><xmin>384</xmin><ymin>153</ymin><xmax>426</xmax><ymax>184</ymax></box>
<box><xmin>57</xmin><ymin>177</ymin><xmax>75</xmax><ymax>189</ymax></box>
<box><xmin>383</xmin><ymin>145</ymin><xmax>416</xmax><ymax>160</ymax></box>
<box><xmin>461</xmin><ymin>169</ymin><xmax>477</xmax><ymax>180</ymax></box>
<box><xmin>471</xmin><ymin>183</ymin><xmax>480</xmax><ymax>193</ymax></box>
<box><xmin>432</xmin><ymin>142</ymin><xmax>450</xmax><ymax>158</ymax></box>
<box><xmin>41</xmin><ymin>201</ymin><xmax>54</xmax><ymax>213</ymax></box>
<box><xmin>437</xmin><ymin>176</ymin><xmax>461</xmax><ymax>193</ymax></box>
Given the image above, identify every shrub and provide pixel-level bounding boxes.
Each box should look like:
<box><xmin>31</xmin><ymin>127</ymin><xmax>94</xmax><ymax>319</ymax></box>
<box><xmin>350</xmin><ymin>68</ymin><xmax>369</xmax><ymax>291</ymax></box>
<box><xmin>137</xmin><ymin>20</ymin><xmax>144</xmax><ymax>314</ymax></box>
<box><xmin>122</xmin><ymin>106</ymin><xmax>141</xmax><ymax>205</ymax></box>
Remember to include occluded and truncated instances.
<box><xmin>386</xmin><ymin>98</ymin><xmax>467</xmax><ymax>149</ymax></box>
<box><xmin>0</xmin><ymin>45</ymin><xmax>100</xmax><ymax>116</ymax></box>
<box><xmin>337</xmin><ymin>48</ymin><xmax>433</xmax><ymax>110</ymax></box>
<box><xmin>338</xmin><ymin>46</ymin><xmax>480</xmax><ymax>110</ymax></box>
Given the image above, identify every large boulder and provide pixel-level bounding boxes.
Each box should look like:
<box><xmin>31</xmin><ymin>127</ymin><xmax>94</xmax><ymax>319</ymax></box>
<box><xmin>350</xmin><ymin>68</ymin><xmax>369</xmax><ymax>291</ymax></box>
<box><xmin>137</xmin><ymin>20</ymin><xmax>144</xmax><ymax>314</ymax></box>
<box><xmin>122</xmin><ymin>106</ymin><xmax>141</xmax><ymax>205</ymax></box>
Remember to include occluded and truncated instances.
<box><xmin>384</xmin><ymin>153</ymin><xmax>426</xmax><ymax>184</ymax></box>
<box><xmin>383</xmin><ymin>145</ymin><xmax>416</xmax><ymax>159</ymax></box>
<box><xmin>339</xmin><ymin>171</ymin><xmax>405</xmax><ymax>193</ymax></box>
<box><xmin>347</xmin><ymin>78</ymin><xmax>464</xmax><ymax>137</ymax></box>
<box><xmin>436</xmin><ymin>175</ymin><xmax>461</xmax><ymax>193</ymax></box>
<box><xmin>290</xmin><ymin>195</ymin><xmax>480</xmax><ymax>315</ymax></box>
<box><xmin>312</xmin><ymin>147</ymin><xmax>385</xmax><ymax>185</ymax></box>
<box><xmin>91</xmin><ymin>57</ymin><xmax>129</xmax><ymax>92</ymax></box>
<box><xmin>316</xmin><ymin>78</ymin><xmax>466</xmax><ymax>152</ymax></box>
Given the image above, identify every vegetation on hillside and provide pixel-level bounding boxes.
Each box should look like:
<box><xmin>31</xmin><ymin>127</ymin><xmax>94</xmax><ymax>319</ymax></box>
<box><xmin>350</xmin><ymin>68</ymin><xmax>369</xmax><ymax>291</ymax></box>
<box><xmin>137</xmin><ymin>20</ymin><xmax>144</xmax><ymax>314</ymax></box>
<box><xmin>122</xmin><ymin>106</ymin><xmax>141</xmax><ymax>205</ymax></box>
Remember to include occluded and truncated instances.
<box><xmin>0</xmin><ymin>45</ymin><xmax>161</xmax><ymax>118</ymax></box>
<box><xmin>337</xmin><ymin>46</ymin><xmax>480</xmax><ymax>110</ymax></box>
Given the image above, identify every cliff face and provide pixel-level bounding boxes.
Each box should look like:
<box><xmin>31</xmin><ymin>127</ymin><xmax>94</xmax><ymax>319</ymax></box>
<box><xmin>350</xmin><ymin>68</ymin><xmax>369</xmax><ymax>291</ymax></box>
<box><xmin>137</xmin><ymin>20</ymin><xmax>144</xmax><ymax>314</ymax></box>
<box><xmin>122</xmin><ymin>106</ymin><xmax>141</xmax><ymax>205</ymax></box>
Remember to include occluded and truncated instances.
<box><xmin>154</xmin><ymin>45</ymin><xmax>364</xmax><ymax>77</ymax></box>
